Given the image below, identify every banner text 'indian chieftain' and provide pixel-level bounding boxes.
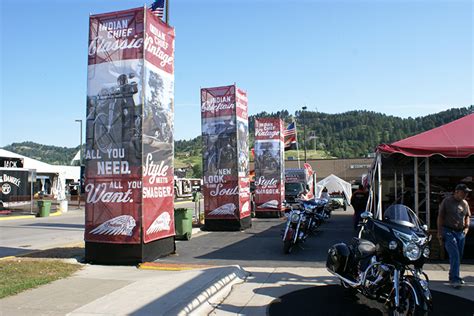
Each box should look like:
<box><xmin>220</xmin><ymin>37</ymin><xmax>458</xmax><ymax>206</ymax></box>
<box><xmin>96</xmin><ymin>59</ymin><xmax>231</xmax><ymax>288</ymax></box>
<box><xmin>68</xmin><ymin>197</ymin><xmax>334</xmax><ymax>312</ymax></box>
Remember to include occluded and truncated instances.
<box><xmin>254</xmin><ymin>118</ymin><xmax>285</xmax><ymax>214</ymax></box>
<box><xmin>201</xmin><ymin>85</ymin><xmax>250</xmax><ymax>229</ymax></box>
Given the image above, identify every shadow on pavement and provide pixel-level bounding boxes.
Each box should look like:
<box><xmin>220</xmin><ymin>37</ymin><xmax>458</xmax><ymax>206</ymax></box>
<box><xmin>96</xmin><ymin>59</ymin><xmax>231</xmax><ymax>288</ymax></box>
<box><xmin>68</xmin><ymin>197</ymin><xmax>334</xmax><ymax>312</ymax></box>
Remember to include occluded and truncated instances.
<box><xmin>267</xmin><ymin>284</ymin><xmax>474</xmax><ymax>316</ymax></box>
<box><xmin>0</xmin><ymin>246</ymin><xmax>40</xmax><ymax>258</ymax></box>
<box><xmin>21</xmin><ymin>247</ymin><xmax>85</xmax><ymax>260</ymax></box>
<box><xmin>23</xmin><ymin>223</ymin><xmax>84</xmax><ymax>229</ymax></box>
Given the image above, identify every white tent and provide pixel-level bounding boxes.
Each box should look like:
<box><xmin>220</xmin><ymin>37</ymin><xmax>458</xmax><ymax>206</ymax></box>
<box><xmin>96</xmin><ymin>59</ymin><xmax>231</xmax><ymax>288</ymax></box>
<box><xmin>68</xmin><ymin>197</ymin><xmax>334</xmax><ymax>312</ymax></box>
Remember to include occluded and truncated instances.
<box><xmin>315</xmin><ymin>174</ymin><xmax>352</xmax><ymax>203</ymax></box>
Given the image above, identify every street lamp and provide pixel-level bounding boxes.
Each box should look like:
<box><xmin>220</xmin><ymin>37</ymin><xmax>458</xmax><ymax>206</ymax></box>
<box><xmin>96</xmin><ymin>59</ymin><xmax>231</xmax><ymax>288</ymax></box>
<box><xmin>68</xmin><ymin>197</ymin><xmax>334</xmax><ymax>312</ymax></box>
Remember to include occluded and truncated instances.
<box><xmin>302</xmin><ymin>106</ymin><xmax>307</xmax><ymax>162</ymax></box>
<box><xmin>75</xmin><ymin>119</ymin><xmax>82</xmax><ymax>208</ymax></box>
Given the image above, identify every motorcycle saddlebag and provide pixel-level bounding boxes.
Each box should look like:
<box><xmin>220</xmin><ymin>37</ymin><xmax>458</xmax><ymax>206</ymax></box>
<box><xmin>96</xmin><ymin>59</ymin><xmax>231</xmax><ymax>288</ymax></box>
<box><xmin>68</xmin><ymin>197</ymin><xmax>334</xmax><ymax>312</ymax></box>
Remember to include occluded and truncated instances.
<box><xmin>326</xmin><ymin>243</ymin><xmax>351</xmax><ymax>275</ymax></box>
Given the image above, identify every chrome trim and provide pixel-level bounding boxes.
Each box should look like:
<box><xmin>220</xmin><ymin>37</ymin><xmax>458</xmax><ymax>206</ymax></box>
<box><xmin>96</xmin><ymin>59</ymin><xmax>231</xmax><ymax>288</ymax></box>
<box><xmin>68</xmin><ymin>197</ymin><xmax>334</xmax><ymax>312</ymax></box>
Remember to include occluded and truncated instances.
<box><xmin>327</xmin><ymin>260</ymin><xmax>384</xmax><ymax>288</ymax></box>
<box><xmin>402</xmin><ymin>280</ymin><xmax>420</xmax><ymax>306</ymax></box>
<box><xmin>282</xmin><ymin>219</ymin><xmax>291</xmax><ymax>241</ymax></box>
<box><xmin>394</xmin><ymin>269</ymin><xmax>400</xmax><ymax>308</ymax></box>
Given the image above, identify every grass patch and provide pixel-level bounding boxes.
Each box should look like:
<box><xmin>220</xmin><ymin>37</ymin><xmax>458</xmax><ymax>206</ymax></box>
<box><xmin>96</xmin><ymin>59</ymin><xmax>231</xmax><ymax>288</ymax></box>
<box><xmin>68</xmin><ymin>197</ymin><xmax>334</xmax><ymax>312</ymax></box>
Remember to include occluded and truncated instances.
<box><xmin>0</xmin><ymin>258</ymin><xmax>82</xmax><ymax>298</ymax></box>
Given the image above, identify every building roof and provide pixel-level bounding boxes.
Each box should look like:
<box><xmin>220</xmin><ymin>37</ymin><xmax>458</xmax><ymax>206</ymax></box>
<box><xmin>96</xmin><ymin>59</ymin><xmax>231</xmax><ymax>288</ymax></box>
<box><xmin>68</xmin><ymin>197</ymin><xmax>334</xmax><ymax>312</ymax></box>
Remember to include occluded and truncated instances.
<box><xmin>0</xmin><ymin>149</ymin><xmax>80</xmax><ymax>180</ymax></box>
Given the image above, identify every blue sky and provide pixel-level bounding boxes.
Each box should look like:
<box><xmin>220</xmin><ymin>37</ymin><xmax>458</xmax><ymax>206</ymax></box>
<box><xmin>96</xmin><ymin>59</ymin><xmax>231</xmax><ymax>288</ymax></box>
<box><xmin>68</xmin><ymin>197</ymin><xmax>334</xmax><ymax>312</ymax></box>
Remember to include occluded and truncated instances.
<box><xmin>1</xmin><ymin>0</ymin><xmax>472</xmax><ymax>147</ymax></box>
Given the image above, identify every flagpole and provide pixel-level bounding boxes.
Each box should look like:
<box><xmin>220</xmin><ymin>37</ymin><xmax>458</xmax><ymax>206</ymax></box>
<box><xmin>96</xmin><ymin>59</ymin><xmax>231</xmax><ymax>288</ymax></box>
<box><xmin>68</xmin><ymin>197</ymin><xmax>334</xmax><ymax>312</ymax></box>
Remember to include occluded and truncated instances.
<box><xmin>296</xmin><ymin>122</ymin><xmax>301</xmax><ymax>168</ymax></box>
<box><xmin>165</xmin><ymin>0</ymin><xmax>169</xmax><ymax>24</ymax></box>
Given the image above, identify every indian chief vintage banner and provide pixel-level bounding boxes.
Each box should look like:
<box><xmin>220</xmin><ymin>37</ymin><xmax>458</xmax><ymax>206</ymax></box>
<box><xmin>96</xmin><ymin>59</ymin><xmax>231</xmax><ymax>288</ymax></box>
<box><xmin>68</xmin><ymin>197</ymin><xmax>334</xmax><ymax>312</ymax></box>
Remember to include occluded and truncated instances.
<box><xmin>85</xmin><ymin>7</ymin><xmax>175</xmax><ymax>244</ymax></box>
<box><xmin>254</xmin><ymin>118</ymin><xmax>285</xmax><ymax>212</ymax></box>
<box><xmin>201</xmin><ymin>85</ymin><xmax>250</xmax><ymax>221</ymax></box>
<box><xmin>142</xmin><ymin>9</ymin><xmax>175</xmax><ymax>243</ymax></box>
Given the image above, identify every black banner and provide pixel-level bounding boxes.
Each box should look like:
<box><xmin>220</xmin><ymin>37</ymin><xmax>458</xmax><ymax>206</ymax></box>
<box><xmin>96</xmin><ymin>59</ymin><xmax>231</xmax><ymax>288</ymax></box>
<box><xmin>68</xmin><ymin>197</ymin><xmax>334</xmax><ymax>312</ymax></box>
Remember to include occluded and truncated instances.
<box><xmin>0</xmin><ymin>157</ymin><xmax>24</xmax><ymax>168</ymax></box>
<box><xmin>0</xmin><ymin>170</ymin><xmax>29</xmax><ymax>203</ymax></box>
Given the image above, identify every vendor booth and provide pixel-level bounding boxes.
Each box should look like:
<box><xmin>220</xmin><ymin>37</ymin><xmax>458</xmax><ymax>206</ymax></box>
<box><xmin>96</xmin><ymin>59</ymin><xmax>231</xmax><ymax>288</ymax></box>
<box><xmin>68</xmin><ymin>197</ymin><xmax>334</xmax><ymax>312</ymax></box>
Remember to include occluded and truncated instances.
<box><xmin>368</xmin><ymin>114</ymin><xmax>474</xmax><ymax>257</ymax></box>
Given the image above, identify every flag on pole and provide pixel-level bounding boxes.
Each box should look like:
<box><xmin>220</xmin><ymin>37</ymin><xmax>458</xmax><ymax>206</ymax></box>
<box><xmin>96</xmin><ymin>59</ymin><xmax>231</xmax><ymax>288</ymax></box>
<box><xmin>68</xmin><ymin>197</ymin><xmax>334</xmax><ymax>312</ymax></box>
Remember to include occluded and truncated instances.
<box><xmin>284</xmin><ymin>122</ymin><xmax>297</xmax><ymax>151</ymax></box>
<box><xmin>150</xmin><ymin>0</ymin><xmax>165</xmax><ymax>19</ymax></box>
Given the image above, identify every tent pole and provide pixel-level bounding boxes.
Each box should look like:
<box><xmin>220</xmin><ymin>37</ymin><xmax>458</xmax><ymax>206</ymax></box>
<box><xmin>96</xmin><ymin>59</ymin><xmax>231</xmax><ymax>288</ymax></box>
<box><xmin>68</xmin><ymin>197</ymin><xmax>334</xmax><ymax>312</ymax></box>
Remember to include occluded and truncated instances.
<box><xmin>377</xmin><ymin>154</ymin><xmax>382</xmax><ymax>219</ymax></box>
<box><xmin>394</xmin><ymin>170</ymin><xmax>398</xmax><ymax>203</ymax></box>
<box><xmin>401</xmin><ymin>169</ymin><xmax>404</xmax><ymax>204</ymax></box>
<box><xmin>414</xmin><ymin>157</ymin><xmax>419</xmax><ymax>215</ymax></box>
<box><xmin>425</xmin><ymin>157</ymin><xmax>430</xmax><ymax>228</ymax></box>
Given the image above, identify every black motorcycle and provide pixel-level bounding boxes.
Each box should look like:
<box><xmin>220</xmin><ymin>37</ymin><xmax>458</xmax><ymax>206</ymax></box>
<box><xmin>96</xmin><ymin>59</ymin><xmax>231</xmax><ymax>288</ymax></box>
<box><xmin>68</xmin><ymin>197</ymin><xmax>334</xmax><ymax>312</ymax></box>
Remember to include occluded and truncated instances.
<box><xmin>327</xmin><ymin>204</ymin><xmax>432</xmax><ymax>315</ymax></box>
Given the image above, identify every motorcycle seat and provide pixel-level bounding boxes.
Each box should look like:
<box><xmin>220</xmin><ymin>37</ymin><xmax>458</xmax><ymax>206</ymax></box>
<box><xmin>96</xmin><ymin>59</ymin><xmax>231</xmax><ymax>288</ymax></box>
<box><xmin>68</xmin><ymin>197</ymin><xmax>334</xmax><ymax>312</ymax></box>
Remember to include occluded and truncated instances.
<box><xmin>352</xmin><ymin>238</ymin><xmax>376</xmax><ymax>258</ymax></box>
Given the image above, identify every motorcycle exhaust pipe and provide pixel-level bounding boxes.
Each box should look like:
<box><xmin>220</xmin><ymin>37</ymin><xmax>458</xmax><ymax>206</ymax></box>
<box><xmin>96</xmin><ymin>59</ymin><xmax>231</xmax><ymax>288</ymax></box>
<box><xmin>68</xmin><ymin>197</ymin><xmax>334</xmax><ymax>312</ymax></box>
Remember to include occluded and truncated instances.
<box><xmin>326</xmin><ymin>269</ymin><xmax>362</xmax><ymax>288</ymax></box>
<box><xmin>326</xmin><ymin>261</ymin><xmax>383</xmax><ymax>289</ymax></box>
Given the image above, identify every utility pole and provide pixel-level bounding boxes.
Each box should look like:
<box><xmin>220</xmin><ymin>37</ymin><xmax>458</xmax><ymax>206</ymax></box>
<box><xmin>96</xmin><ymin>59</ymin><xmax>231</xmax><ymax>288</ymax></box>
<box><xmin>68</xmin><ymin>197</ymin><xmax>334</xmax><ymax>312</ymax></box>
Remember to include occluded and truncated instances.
<box><xmin>302</xmin><ymin>106</ymin><xmax>307</xmax><ymax>162</ymax></box>
<box><xmin>75</xmin><ymin>119</ymin><xmax>83</xmax><ymax>208</ymax></box>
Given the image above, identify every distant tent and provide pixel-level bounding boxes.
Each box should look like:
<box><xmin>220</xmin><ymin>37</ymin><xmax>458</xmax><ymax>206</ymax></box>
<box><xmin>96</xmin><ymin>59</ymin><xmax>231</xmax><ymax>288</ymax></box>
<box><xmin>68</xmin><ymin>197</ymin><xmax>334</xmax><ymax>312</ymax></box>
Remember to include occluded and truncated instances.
<box><xmin>70</xmin><ymin>150</ymin><xmax>81</xmax><ymax>165</ymax></box>
<box><xmin>315</xmin><ymin>174</ymin><xmax>352</xmax><ymax>204</ymax></box>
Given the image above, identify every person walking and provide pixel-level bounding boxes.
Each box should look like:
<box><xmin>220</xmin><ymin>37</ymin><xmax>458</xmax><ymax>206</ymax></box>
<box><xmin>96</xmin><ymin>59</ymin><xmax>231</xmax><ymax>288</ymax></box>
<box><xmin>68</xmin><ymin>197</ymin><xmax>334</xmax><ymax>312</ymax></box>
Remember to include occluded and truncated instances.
<box><xmin>437</xmin><ymin>183</ymin><xmax>471</xmax><ymax>288</ymax></box>
<box><xmin>351</xmin><ymin>184</ymin><xmax>369</xmax><ymax>231</ymax></box>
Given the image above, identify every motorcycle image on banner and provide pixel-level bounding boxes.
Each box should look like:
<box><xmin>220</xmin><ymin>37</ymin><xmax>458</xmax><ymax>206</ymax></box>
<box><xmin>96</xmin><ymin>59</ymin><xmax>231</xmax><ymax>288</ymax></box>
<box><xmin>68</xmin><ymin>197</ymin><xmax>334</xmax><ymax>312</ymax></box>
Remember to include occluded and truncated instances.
<box><xmin>326</xmin><ymin>204</ymin><xmax>432</xmax><ymax>315</ymax></box>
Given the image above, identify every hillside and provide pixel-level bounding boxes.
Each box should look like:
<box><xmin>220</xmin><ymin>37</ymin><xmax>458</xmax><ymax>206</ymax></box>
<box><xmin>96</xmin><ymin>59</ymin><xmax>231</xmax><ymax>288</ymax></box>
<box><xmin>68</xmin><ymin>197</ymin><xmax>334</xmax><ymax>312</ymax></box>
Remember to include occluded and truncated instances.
<box><xmin>3</xmin><ymin>106</ymin><xmax>473</xmax><ymax>172</ymax></box>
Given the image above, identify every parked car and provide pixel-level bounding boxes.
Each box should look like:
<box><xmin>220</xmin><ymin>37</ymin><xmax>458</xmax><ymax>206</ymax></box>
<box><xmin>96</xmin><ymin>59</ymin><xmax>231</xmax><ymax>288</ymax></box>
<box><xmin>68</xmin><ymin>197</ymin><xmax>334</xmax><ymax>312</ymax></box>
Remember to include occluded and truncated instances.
<box><xmin>329</xmin><ymin>193</ymin><xmax>347</xmax><ymax>211</ymax></box>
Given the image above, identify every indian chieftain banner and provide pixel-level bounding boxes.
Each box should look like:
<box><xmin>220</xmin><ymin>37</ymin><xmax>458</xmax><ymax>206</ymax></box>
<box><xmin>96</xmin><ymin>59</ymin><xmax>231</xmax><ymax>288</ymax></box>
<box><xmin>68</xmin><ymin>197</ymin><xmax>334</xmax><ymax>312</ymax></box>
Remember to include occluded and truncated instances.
<box><xmin>85</xmin><ymin>7</ymin><xmax>175</xmax><ymax>244</ymax></box>
<box><xmin>201</xmin><ymin>85</ymin><xmax>250</xmax><ymax>220</ymax></box>
<box><xmin>254</xmin><ymin>118</ymin><xmax>285</xmax><ymax>212</ymax></box>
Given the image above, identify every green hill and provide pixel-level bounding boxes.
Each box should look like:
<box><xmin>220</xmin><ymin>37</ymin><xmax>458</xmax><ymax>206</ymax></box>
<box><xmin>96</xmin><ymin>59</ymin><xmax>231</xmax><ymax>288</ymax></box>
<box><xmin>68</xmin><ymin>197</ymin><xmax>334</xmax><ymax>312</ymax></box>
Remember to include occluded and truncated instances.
<box><xmin>3</xmin><ymin>106</ymin><xmax>473</xmax><ymax>177</ymax></box>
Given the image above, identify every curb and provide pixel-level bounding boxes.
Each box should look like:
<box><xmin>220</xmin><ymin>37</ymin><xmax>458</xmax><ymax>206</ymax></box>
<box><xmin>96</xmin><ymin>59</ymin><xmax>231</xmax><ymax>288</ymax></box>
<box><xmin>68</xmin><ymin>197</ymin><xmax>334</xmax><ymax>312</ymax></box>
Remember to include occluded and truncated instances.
<box><xmin>175</xmin><ymin>265</ymin><xmax>249</xmax><ymax>316</ymax></box>
<box><xmin>0</xmin><ymin>211</ymin><xmax>63</xmax><ymax>221</ymax></box>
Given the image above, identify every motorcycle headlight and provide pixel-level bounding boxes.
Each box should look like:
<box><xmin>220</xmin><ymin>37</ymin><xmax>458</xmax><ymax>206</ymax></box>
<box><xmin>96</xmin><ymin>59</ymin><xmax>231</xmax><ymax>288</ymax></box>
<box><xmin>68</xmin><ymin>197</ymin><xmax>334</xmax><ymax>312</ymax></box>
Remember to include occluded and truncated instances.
<box><xmin>389</xmin><ymin>240</ymin><xmax>398</xmax><ymax>250</ymax></box>
<box><xmin>423</xmin><ymin>247</ymin><xmax>430</xmax><ymax>258</ymax></box>
<box><xmin>404</xmin><ymin>242</ymin><xmax>421</xmax><ymax>261</ymax></box>
<box><xmin>290</xmin><ymin>213</ymin><xmax>300</xmax><ymax>223</ymax></box>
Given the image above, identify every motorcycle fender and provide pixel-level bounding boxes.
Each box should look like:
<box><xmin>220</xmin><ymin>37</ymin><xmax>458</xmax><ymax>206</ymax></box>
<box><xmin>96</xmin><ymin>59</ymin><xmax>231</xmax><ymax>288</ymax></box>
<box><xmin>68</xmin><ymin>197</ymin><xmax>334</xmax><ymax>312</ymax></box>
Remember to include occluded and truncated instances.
<box><xmin>404</xmin><ymin>276</ymin><xmax>432</xmax><ymax>311</ymax></box>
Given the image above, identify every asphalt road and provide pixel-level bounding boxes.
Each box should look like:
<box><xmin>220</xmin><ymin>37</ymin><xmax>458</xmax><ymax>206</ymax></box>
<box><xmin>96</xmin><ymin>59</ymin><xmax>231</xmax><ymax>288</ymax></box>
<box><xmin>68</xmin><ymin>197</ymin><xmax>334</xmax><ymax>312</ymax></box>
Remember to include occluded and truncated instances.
<box><xmin>162</xmin><ymin>208</ymin><xmax>357</xmax><ymax>268</ymax></box>
<box><xmin>0</xmin><ymin>209</ymin><xmax>85</xmax><ymax>258</ymax></box>
<box><xmin>0</xmin><ymin>199</ymin><xmax>198</xmax><ymax>258</ymax></box>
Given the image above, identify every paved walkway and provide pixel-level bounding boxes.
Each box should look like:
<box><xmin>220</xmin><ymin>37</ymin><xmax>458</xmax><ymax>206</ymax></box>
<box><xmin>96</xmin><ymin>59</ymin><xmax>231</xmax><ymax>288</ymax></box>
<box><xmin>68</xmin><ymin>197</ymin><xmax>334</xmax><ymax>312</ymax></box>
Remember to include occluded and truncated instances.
<box><xmin>1</xmin><ymin>263</ymin><xmax>472</xmax><ymax>316</ymax></box>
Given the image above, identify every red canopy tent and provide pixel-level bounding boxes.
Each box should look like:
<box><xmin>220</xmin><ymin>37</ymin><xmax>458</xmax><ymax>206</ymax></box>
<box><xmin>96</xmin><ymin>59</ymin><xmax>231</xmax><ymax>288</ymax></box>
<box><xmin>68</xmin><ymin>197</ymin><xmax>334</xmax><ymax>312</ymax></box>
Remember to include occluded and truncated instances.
<box><xmin>377</xmin><ymin>113</ymin><xmax>474</xmax><ymax>158</ymax></box>
<box><xmin>368</xmin><ymin>113</ymin><xmax>474</xmax><ymax>228</ymax></box>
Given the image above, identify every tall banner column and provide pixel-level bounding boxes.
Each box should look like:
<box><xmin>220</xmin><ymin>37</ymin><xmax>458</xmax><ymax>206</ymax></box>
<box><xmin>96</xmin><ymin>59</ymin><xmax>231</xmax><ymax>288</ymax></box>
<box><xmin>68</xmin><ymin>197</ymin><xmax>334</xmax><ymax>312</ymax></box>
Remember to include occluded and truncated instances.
<box><xmin>254</xmin><ymin>118</ymin><xmax>285</xmax><ymax>217</ymax></box>
<box><xmin>201</xmin><ymin>85</ymin><xmax>251</xmax><ymax>231</ymax></box>
<box><xmin>85</xmin><ymin>7</ymin><xmax>175</xmax><ymax>264</ymax></box>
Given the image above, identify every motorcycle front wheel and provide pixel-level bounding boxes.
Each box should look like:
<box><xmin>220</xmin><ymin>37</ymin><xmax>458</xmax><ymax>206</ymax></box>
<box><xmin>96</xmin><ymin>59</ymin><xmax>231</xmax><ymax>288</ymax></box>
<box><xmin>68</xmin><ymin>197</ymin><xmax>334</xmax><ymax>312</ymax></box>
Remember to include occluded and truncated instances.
<box><xmin>388</xmin><ymin>282</ymin><xmax>428</xmax><ymax>316</ymax></box>
<box><xmin>283</xmin><ymin>240</ymin><xmax>293</xmax><ymax>254</ymax></box>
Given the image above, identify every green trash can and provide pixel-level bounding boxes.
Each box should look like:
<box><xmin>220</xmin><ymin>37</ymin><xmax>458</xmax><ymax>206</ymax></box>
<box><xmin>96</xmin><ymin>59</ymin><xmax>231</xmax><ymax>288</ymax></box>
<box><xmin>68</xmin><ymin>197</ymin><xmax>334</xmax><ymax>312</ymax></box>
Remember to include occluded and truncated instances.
<box><xmin>174</xmin><ymin>208</ymin><xmax>193</xmax><ymax>240</ymax></box>
<box><xmin>37</xmin><ymin>200</ymin><xmax>51</xmax><ymax>217</ymax></box>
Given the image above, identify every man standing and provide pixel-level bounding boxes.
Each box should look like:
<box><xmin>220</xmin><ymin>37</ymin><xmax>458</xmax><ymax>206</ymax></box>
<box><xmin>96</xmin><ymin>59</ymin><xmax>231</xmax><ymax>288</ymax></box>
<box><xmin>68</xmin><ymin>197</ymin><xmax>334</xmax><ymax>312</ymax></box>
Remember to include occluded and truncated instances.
<box><xmin>437</xmin><ymin>184</ymin><xmax>471</xmax><ymax>288</ymax></box>
<box><xmin>351</xmin><ymin>184</ymin><xmax>369</xmax><ymax>231</ymax></box>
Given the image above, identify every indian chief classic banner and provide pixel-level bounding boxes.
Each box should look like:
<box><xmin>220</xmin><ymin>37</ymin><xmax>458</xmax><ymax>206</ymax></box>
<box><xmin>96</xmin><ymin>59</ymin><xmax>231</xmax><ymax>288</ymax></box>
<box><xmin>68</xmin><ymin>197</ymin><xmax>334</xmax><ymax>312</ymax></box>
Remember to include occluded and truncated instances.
<box><xmin>85</xmin><ymin>7</ymin><xmax>175</xmax><ymax>244</ymax></box>
<box><xmin>254</xmin><ymin>118</ymin><xmax>285</xmax><ymax>213</ymax></box>
<box><xmin>201</xmin><ymin>85</ymin><xmax>251</xmax><ymax>222</ymax></box>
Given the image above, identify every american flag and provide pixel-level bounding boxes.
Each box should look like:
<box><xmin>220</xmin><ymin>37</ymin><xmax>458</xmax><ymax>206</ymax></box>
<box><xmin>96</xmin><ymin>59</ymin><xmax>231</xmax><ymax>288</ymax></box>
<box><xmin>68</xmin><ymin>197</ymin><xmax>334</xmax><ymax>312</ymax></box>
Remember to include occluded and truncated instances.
<box><xmin>283</xmin><ymin>122</ymin><xmax>296</xmax><ymax>136</ymax></box>
<box><xmin>284</xmin><ymin>122</ymin><xmax>297</xmax><ymax>150</ymax></box>
<box><xmin>150</xmin><ymin>0</ymin><xmax>165</xmax><ymax>19</ymax></box>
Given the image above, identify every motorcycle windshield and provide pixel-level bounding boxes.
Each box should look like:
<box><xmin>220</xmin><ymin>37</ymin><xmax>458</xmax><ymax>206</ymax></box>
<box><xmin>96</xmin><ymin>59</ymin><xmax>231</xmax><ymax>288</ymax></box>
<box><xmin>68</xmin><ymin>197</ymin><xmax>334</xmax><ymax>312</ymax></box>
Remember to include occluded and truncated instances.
<box><xmin>383</xmin><ymin>204</ymin><xmax>420</xmax><ymax>228</ymax></box>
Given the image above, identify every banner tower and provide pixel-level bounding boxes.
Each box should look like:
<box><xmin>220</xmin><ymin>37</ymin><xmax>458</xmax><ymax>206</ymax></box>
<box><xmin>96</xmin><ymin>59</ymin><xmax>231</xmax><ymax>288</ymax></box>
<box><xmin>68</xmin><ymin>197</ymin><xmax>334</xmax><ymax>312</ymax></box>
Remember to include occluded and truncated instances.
<box><xmin>201</xmin><ymin>85</ymin><xmax>251</xmax><ymax>231</ymax></box>
<box><xmin>254</xmin><ymin>118</ymin><xmax>285</xmax><ymax>217</ymax></box>
<box><xmin>85</xmin><ymin>7</ymin><xmax>175</xmax><ymax>264</ymax></box>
